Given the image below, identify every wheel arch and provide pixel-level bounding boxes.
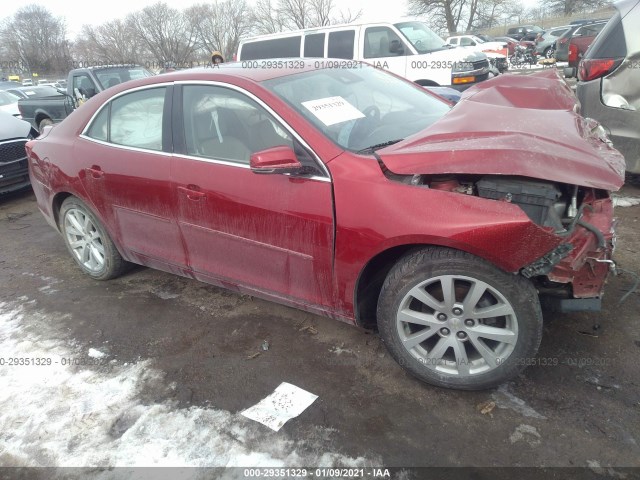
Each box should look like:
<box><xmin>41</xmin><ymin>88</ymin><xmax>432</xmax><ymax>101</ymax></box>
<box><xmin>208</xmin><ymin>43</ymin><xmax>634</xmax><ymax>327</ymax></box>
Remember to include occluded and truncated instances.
<box><xmin>51</xmin><ymin>191</ymin><xmax>128</xmax><ymax>261</ymax></box>
<box><xmin>353</xmin><ymin>242</ymin><xmax>513</xmax><ymax>329</ymax></box>
<box><xmin>414</xmin><ymin>79</ymin><xmax>439</xmax><ymax>87</ymax></box>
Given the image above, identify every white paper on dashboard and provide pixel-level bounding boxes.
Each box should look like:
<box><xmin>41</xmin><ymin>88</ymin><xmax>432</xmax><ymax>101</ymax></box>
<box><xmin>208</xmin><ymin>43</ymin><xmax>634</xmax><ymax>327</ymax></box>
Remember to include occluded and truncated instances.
<box><xmin>301</xmin><ymin>96</ymin><xmax>365</xmax><ymax>126</ymax></box>
<box><xmin>241</xmin><ymin>382</ymin><xmax>318</xmax><ymax>432</ymax></box>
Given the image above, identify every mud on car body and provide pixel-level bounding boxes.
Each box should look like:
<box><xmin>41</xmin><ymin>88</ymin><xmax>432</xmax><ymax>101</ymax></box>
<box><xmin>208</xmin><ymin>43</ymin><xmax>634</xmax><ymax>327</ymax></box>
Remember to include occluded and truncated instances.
<box><xmin>25</xmin><ymin>61</ymin><xmax>625</xmax><ymax>390</ymax></box>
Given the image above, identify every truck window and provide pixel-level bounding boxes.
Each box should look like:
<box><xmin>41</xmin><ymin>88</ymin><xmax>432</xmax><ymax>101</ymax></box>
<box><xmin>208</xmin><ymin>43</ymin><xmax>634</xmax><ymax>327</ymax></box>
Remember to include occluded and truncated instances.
<box><xmin>304</xmin><ymin>33</ymin><xmax>325</xmax><ymax>57</ymax></box>
<box><xmin>241</xmin><ymin>36</ymin><xmax>302</xmax><ymax>60</ymax></box>
<box><xmin>364</xmin><ymin>27</ymin><xmax>408</xmax><ymax>58</ymax></box>
<box><xmin>73</xmin><ymin>74</ymin><xmax>97</xmax><ymax>99</ymax></box>
<box><xmin>460</xmin><ymin>37</ymin><xmax>475</xmax><ymax>46</ymax></box>
<box><xmin>328</xmin><ymin>30</ymin><xmax>355</xmax><ymax>59</ymax></box>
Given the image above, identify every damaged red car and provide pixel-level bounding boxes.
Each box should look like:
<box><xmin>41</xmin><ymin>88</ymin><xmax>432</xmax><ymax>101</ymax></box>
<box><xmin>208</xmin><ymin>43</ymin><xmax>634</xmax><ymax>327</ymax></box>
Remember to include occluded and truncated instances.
<box><xmin>26</xmin><ymin>61</ymin><xmax>625</xmax><ymax>390</ymax></box>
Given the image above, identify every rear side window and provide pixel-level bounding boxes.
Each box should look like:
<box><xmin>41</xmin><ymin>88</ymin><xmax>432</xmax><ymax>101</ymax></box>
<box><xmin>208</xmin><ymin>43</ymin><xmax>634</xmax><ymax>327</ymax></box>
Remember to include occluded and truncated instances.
<box><xmin>328</xmin><ymin>30</ymin><xmax>355</xmax><ymax>59</ymax></box>
<box><xmin>85</xmin><ymin>87</ymin><xmax>166</xmax><ymax>151</ymax></box>
<box><xmin>551</xmin><ymin>28</ymin><xmax>568</xmax><ymax>37</ymax></box>
<box><xmin>86</xmin><ymin>105</ymin><xmax>109</xmax><ymax>141</ymax></box>
<box><xmin>577</xmin><ymin>22</ymin><xmax>606</xmax><ymax>36</ymax></box>
<box><xmin>584</xmin><ymin>14</ymin><xmax>626</xmax><ymax>59</ymax></box>
<box><xmin>241</xmin><ymin>37</ymin><xmax>302</xmax><ymax>60</ymax></box>
<box><xmin>304</xmin><ymin>33</ymin><xmax>325</xmax><ymax>57</ymax></box>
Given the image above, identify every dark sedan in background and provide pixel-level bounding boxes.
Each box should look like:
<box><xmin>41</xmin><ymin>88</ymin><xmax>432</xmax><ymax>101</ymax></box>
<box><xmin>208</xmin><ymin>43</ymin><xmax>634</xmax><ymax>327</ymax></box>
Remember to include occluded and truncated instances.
<box><xmin>0</xmin><ymin>111</ymin><xmax>36</xmax><ymax>195</ymax></box>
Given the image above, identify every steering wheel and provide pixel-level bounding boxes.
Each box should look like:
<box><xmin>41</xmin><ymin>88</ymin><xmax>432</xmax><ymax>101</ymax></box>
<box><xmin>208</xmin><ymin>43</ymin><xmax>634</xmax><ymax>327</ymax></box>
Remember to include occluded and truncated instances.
<box><xmin>348</xmin><ymin>106</ymin><xmax>381</xmax><ymax>149</ymax></box>
<box><xmin>414</xmin><ymin>39</ymin><xmax>424</xmax><ymax>49</ymax></box>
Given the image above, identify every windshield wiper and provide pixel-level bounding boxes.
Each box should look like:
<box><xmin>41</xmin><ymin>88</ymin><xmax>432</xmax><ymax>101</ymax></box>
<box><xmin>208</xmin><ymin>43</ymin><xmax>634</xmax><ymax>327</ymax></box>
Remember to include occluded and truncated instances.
<box><xmin>357</xmin><ymin>139</ymin><xmax>404</xmax><ymax>154</ymax></box>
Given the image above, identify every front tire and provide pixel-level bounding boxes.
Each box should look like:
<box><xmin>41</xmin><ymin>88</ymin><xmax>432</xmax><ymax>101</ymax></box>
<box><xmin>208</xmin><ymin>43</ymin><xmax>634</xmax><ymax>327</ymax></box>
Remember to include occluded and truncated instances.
<box><xmin>59</xmin><ymin>197</ymin><xmax>128</xmax><ymax>280</ymax></box>
<box><xmin>377</xmin><ymin>247</ymin><xmax>543</xmax><ymax>390</ymax></box>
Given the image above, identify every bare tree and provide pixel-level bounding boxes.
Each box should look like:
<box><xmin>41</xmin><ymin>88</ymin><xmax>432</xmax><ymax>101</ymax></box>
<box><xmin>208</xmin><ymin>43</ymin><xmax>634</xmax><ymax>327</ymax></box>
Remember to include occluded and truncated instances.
<box><xmin>130</xmin><ymin>2</ymin><xmax>199</xmax><ymax>66</ymax></box>
<box><xmin>0</xmin><ymin>4</ymin><xmax>71</xmax><ymax>75</ymax></box>
<box><xmin>251</xmin><ymin>0</ymin><xmax>362</xmax><ymax>34</ymax></box>
<box><xmin>73</xmin><ymin>18</ymin><xmax>143</xmax><ymax>65</ymax></box>
<box><xmin>187</xmin><ymin>1</ymin><xmax>253</xmax><ymax>62</ymax></box>
<box><xmin>251</xmin><ymin>0</ymin><xmax>286</xmax><ymax>34</ymax></box>
<box><xmin>543</xmin><ymin>0</ymin><xmax>611</xmax><ymax>15</ymax></box>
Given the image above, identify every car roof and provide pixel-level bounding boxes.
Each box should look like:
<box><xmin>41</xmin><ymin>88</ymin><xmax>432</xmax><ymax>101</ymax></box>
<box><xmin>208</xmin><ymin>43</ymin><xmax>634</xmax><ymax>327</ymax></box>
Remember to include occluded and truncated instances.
<box><xmin>153</xmin><ymin>59</ymin><xmax>351</xmax><ymax>84</ymax></box>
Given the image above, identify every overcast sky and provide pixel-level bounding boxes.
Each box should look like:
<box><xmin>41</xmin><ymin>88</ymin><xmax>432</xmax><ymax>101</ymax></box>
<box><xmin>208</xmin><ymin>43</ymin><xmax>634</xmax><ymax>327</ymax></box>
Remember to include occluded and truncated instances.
<box><xmin>2</xmin><ymin>0</ymin><xmax>414</xmax><ymax>38</ymax></box>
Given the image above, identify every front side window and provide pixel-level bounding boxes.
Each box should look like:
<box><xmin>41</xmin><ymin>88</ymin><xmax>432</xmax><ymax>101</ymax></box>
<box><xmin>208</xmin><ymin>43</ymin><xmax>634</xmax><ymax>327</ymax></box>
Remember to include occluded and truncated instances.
<box><xmin>73</xmin><ymin>74</ymin><xmax>98</xmax><ymax>99</ymax></box>
<box><xmin>264</xmin><ymin>65</ymin><xmax>450</xmax><ymax>152</ymax></box>
<box><xmin>364</xmin><ymin>27</ymin><xmax>409</xmax><ymax>58</ymax></box>
<box><xmin>86</xmin><ymin>87</ymin><xmax>165</xmax><ymax>151</ymax></box>
<box><xmin>328</xmin><ymin>31</ymin><xmax>355</xmax><ymax>59</ymax></box>
<box><xmin>460</xmin><ymin>37</ymin><xmax>475</xmax><ymax>46</ymax></box>
<box><xmin>182</xmin><ymin>85</ymin><xmax>293</xmax><ymax>164</ymax></box>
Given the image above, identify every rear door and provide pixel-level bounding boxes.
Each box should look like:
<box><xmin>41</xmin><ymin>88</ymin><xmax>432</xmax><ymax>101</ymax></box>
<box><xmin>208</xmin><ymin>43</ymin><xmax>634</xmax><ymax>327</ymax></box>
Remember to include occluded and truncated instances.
<box><xmin>171</xmin><ymin>83</ymin><xmax>335</xmax><ymax>307</ymax></box>
<box><xmin>78</xmin><ymin>84</ymin><xmax>188</xmax><ymax>272</ymax></box>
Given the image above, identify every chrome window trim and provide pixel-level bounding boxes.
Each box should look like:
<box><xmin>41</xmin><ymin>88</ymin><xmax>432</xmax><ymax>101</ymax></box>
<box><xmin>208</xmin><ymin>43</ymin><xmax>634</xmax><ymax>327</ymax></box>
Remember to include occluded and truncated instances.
<box><xmin>174</xmin><ymin>80</ymin><xmax>331</xmax><ymax>180</ymax></box>
<box><xmin>79</xmin><ymin>79</ymin><xmax>332</xmax><ymax>181</ymax></box>
<box><xmin>172</xmin><ymin>152</ymin><xmax>330</xmax><ymax>183</ymax></box>
<box><xmin>78</xmin><ymin>135</ymin><xmax>170</xmax><ymax>157</ymax></box>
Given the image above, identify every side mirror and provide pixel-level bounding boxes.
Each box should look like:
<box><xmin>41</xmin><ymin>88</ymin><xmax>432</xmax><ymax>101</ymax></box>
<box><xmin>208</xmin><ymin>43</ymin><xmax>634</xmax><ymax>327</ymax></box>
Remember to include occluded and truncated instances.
<box><xmin>250</xmin><ymin>145</ymin><xmax>303</xmax><ymax>175</ymax></box>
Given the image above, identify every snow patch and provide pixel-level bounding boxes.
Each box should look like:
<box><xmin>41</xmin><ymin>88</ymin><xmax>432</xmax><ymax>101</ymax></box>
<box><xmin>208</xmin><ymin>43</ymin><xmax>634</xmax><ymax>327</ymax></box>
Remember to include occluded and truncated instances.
<box><xmin>0</xmin><ymin>301</ymin><xmax>372</xmax><ymax>468</ymax></box>
<box><xmin>613</xmin><ymin>196</ymin><xmax>640</xmax><ymax>208</ymax></box>
<box><xmin>492</xmin><ymin>384</ymin><xmax>546</xmax><ymax>419</ymax></box>
<box><xmin>88</xmin><ymin>348</ymin><xmax>107</xmax><ymax>359</ymax></box>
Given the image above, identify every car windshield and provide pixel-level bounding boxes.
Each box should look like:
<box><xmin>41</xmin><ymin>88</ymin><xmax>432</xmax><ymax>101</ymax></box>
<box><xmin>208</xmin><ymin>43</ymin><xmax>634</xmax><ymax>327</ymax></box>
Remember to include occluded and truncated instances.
<box><xmin>0</xmin><ymin>90</ymin><xmax>20</xmax><ymax>106</ymax></box>
<box><xmin>93</xmin><ymin>67</ymin><xmax>153</xmax><ymax>90</ymax></box>
<box><xmin>263</xmin><ymin>65</ymin><xmax>451</xmax><ymax>152</ymax></box>
<box><xmin>394</xmin><ymin>21</ymin><xmax>448</xmax><ymax>53</ymax></box>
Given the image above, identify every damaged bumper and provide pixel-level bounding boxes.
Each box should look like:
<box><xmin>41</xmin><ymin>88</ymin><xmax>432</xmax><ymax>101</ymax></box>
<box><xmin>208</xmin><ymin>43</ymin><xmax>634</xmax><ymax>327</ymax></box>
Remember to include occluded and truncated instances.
<box><xmin>524</xmin><ymin>195</ymin><xmax>616</xmax><ymax>311</ymax></box>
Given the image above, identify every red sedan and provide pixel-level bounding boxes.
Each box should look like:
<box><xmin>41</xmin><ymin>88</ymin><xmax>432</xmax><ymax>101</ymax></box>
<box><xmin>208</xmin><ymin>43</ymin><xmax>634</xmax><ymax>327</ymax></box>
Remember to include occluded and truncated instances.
<box><xmin>26</xmin><ymin>61</ymin><xmax>625</xmax><ymax>390</ymax></box>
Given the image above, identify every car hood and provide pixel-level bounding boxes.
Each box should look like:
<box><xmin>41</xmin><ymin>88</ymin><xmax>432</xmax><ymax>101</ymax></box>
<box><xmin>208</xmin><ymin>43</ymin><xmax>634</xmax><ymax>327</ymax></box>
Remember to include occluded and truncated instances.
<box><xmin>0</xmin><ymin>110</ymin><xmax>31</xmax><ymax>139</ymax></box>
<box><xmin>378</xmin><ymin>70</ymin><xmax>625</xmax><ymax>191</ymax></box>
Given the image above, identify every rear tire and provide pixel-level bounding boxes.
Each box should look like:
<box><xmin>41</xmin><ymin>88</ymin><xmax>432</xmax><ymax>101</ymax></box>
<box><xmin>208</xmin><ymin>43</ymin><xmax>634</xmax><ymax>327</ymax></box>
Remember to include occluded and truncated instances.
<box><xmin>377</xmin><ymin>247</ymin><xmax>543</xmax><ymax>390</ymax></box>
<box><xmin>59</xmin><ymin>197</ymin><xmax>128</xmax><ymax>280</ymax></box>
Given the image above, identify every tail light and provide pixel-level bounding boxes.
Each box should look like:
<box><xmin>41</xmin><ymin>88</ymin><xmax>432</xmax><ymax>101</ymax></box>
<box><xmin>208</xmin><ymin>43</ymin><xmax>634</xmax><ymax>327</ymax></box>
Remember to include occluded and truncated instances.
<box><xmin>568</xmin><ymin>43</ymin><xmax>578</xmax><ymax>63</ymax></box>
<box><xmin>578</xmin><ymin>58</ymin><xmax>624</xmax><ymax>81</ymax></box>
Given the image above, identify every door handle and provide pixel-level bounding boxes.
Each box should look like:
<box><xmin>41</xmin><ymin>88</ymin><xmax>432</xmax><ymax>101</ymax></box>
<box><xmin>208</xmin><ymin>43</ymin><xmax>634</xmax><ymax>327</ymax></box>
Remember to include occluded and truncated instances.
<box><xmin>85</xmin><ymin>166</ymin><xmax>103</xmax><ymax>179</ymax></box>
<box><xmin>177</xmin><ymin>185</ymin><xmax>206</xmax><ymax>202</ymax></box>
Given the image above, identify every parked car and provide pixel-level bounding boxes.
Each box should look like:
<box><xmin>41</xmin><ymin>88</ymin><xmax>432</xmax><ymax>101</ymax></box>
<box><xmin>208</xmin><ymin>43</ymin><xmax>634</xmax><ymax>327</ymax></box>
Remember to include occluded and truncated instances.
<box><xmin>534</xmin><ymin>25</ymin><xmax>571</xmax><ymax>58</ymax></box>
<box><xmin>238</xmin><ymin>22</ymin><xmax>492</xmax><ymax>90</ymax></box>
<box><xmin>0</xmin><ymin>111</ymin><xmax>37</xmax><ymax>195</ymax></box>
<box><xmin>18</xmin><ymin>64</ymin><xmax>152</xmax><ymax>131</ymax></box>
<box><xmin>555</xmin><ymin>20</ymin><xmax>607</xmax><ymax>62</ymax></box>
<box><xmin>21</xmin><ymin>79</ymin><xmax>34</xmax><ymax>86</ymax></box>
<box><xmin>5</xmin><ymin>85</ymin><xmax>63</xmax><ymax>100</ymax></box>
<box><xmin>506</xmin><ymin>25</ymin><xmax>543</xmax><ymax>41</ymax></box>
<box><xmin>577</xmin><ymin>0</ymin><xmax>640</xmax><ymax>173</ymax></box>
<box><xmin>493</xmin><ymin>36</ymin><xmax>519</xmax><ymax>55</ymax></box>
<box><xmin>0</xmin><ymin>90</ymin><xmax>21</xmax><ymax>117</ymax></box>
<box><xmin>563</xmin><ymin>21</ymin><xmax>608</xmax><ymax>77</ymax></box>
<box><xmin>0</xmin><ymin>81</ymin><xmax>22</xmax><ymax>91</ymax></box>
<box><xmin>26</xmin><ymin>61</ymin><xmax>625</xmax><ymax>390</ymax></box>
<box><xmin>445</xmin><ymin>35</ymin><xmax>508</xmax><ymax>72</ymax></box>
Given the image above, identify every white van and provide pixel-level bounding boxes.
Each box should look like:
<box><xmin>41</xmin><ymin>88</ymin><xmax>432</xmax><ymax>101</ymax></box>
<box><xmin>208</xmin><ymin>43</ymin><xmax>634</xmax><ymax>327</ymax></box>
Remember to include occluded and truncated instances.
<box><xmin>237</xmin><ymin>21</ymin><xmax>491</xmax><ymax>90</ymax></box>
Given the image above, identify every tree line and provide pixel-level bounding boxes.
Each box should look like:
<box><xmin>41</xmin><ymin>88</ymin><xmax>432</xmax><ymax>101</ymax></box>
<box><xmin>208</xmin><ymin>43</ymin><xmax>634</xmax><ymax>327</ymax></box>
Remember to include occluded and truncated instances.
<box><xmin>0</xmin><ymin>0</ymin><xmax>610</xmax><ymax>77</ymax></box>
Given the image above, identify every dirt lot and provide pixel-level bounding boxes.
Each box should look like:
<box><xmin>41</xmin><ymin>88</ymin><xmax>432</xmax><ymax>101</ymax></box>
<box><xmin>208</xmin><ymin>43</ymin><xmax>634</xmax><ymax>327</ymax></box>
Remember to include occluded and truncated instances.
<box><xmin>1</xmin><ymin>178</ymin><xmax>639</xmax><ymax>475</ymax></box>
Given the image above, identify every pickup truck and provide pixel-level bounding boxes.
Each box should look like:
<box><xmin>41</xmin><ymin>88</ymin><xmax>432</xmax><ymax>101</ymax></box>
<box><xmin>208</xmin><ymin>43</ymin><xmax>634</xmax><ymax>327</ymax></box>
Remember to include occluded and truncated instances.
<box><xmin>18</xmin><ymin>65</ymin><xmax>152</xmax><ymax>132</ymax></box>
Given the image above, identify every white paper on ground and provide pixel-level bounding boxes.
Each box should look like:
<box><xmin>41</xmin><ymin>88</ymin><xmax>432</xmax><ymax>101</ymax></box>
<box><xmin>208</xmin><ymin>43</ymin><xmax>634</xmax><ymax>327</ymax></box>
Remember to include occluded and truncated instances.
<box><xmin>241</xmin><ymin>382</ymin><xmax>318</xmax><ymax>432</ymax></box>
<box><xmin>301</xmin><ymin>96</ymin><xmax>365</xmax><ymax>126</ymax></box>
